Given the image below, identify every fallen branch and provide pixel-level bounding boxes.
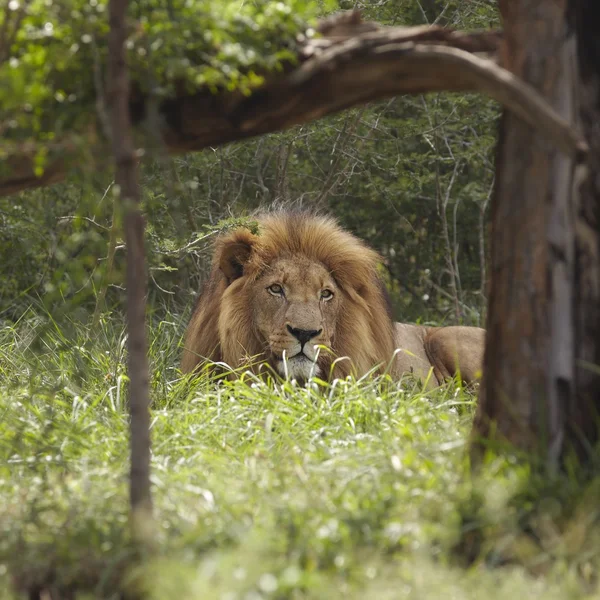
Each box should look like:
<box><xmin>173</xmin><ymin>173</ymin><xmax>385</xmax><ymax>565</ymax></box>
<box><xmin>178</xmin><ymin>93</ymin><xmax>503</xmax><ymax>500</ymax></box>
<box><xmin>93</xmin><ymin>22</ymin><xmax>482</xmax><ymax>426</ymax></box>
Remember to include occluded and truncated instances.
<box><xmin>0</xmin><ymin>11</ymin><xmax>587</xmax><ymax>197</ymax></box>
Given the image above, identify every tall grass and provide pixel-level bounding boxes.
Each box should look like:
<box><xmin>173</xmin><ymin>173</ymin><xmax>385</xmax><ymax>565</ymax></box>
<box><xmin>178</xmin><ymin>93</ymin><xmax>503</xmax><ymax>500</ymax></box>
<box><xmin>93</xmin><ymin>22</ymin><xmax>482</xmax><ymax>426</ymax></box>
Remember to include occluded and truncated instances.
<box><xmin>0</xmin><ymin>311</ymin><xmax>598</xmax><ymax>599</ymax></box>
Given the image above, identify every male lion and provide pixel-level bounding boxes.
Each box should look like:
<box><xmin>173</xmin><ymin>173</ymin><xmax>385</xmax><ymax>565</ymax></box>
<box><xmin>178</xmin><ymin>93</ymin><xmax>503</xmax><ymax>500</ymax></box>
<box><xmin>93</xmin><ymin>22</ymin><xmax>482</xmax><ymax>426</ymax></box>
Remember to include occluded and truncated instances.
<box><xmin>181</xmin><ymin>211</ymin><xmax>485</xmax><ymax>387</ymax></box>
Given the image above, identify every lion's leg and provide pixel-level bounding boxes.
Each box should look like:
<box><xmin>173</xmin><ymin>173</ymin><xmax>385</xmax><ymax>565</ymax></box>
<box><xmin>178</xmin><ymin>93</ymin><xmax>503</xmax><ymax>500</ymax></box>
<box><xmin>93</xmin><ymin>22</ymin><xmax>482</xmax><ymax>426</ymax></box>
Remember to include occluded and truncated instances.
<box><xmin>423</xmin><ymin>326</ymin><xmax>485</xmax><ymax>385</ymax></box>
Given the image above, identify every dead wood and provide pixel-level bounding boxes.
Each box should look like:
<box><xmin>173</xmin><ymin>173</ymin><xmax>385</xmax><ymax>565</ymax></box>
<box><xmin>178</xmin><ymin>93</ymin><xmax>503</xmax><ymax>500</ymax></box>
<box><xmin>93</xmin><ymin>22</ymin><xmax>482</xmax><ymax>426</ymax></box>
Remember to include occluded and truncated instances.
<box><xmin>0</xmin><ymin>10</ymin><xmax>587</xmax><ymax>197</ymax></box>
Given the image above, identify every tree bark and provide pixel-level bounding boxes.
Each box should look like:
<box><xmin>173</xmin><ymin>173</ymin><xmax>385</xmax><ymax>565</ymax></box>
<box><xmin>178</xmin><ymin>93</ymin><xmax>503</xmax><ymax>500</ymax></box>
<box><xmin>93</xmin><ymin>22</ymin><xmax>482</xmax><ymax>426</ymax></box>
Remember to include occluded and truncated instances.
<box><xmin>1</xmin><ymin>15</ymin><xmax>586</xmax><ymax>197</ymax></box>
<box><xmin>472</xmin><ymin>0</ymin><xmax>600</xmax><ymax>466</ymax></box>
<box><xmin>569</xmin><ymin>0</ymin><xmax>600</xmax><ymax>458</ymax></box>
<box><xmin>108</xmin><ymin>0</ymin><xmax>153</xmax><ymax>534</ymax></box>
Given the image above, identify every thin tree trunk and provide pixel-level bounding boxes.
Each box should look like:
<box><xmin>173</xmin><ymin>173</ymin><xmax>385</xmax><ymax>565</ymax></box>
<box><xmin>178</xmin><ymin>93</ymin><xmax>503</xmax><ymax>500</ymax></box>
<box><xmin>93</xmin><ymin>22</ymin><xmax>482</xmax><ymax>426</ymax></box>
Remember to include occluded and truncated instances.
<box><xmin>314</xmin><ymin>109</ymin><xmax>363</xmax><ymax>205</ymax></box>
<box><xmin>472</xmin><ymin>0</ymin><xmax>577</xmax><ymax>465</ymax></box>
<box><xmin>274</xmin><ymin>140</ymin><xmax>293</xmax><ymax>203</ymax></box>
<box><xmin>436</xmin><ymin>160</ymin><xmax>462</xmax><ymax>322</ymax></box>
<box><xmin>108</xmin><ymin>0</ymin><xmax>153</xmax><ymax>535</ymax></box>
<box><xmin>478</xmin><ymin>182</ymin><xmax>492</xmax><ymax>320</ymax></box>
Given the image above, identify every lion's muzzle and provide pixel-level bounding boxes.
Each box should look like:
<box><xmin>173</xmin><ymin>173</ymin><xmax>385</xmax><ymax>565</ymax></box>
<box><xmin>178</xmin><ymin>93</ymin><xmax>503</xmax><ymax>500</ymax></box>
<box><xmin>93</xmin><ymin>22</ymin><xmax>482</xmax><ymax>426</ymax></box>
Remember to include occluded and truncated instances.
<box><xmin>270</xmin><ymin>325</ymin><xmax>327</xmax><ymax>380</ymax></box>
<box><xmin>286</xmin><ymin>325</ymin><xmax>322</xmax><ymax>347</ymax></box>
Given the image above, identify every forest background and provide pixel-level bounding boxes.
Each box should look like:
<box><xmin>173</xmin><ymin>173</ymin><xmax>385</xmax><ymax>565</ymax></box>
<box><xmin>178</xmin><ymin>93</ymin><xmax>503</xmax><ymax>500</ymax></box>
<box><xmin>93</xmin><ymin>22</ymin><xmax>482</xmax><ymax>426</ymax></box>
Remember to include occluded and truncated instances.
<box><xmin>0</xmin><ymin>0</ymin><xmax>499</xmax><ymax>328</ymax></box>
<box><xmin>7</xmin><ymin>1</ymin><xmax>600</xmax><ymax>597</ymax></box>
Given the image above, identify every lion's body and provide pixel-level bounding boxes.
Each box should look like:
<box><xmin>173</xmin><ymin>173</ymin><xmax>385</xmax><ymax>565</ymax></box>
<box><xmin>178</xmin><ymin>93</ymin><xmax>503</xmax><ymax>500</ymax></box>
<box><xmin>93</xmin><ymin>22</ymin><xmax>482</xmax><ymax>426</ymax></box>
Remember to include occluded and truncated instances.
<box><xmin>393</xmin><ymin>323</ymin><xmax>485</xmax><ymax>388</ymax></box>
<box><xmin>181</xmin><ymin>211</ymin><xmax>485</xmax><ymax>386</ymax></box>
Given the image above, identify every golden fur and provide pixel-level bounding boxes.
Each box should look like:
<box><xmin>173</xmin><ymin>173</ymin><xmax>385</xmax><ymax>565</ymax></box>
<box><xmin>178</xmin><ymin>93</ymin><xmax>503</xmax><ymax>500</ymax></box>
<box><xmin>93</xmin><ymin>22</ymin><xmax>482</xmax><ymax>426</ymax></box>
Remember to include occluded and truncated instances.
<box><xmin>181</xmin><ymin>210</ymin><xmax>485</xmax><ymax>386</ymax></box>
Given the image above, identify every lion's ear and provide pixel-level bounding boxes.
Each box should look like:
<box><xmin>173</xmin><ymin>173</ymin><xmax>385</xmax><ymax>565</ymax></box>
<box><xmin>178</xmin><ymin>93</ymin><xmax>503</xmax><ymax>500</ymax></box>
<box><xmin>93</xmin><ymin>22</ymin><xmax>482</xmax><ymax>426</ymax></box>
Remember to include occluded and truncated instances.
<box><xmin>218</xmin><ymin>231</ymin><xmax>257</xmax><ymax>282</ymax></box>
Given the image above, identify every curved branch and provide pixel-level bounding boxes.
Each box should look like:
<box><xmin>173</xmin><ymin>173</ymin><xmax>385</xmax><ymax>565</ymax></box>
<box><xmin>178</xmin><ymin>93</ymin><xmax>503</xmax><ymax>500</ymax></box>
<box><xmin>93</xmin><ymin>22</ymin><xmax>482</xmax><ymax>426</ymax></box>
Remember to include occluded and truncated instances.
<box><xmin>0</xmin><ymin>15</ymin><xmax>587</xmax><ymax>197</ymax></box>
<box><xmin>237</xmin><ymin>38</ymin><xmax>586</xmax><ymax>158</ymax></box>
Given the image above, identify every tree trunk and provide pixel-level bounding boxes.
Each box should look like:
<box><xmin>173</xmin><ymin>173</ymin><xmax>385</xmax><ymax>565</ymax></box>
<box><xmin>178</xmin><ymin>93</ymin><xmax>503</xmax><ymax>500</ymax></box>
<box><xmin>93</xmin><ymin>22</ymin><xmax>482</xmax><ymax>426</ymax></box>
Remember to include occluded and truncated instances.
<box><xmin>569</xmin><ymin>0</ymin><xmax>600</xmax><ymax>458</ymax></box>
<box><xmin>108</xmin><ymin>0</ymin><xmax>153</xmax><ymax>535</ymax></box>
<box><xmin>472</xmin><ymin>0</ymin><xmax>600</xmax><ymax>466</ymax></box>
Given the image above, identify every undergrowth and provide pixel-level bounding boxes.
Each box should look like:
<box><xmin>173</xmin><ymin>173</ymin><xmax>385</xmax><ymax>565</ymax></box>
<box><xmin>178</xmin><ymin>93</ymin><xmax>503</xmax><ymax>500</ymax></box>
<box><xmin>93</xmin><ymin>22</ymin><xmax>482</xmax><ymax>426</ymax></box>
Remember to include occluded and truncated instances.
<box><xmin>0</xmin><ymin>311</ymin><xmax>599</xmax><ymax>599</ymax></box>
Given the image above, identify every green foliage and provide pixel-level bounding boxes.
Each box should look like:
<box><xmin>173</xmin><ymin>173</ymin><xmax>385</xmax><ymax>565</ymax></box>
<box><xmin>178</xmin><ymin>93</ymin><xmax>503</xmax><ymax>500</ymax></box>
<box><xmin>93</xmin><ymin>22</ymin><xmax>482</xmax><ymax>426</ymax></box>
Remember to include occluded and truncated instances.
<box><xmin>2</xmin><ymin>1</ymin><xmax>595</xmax><ymax>597</ymax></box>
<box><xmin>0</xmin><ymin>314</ymin><xmax>598</xmax><ymax>598</ymax></box>
<box><xmin>345</xmin><ymin>0</ymin><xmax>499</xmax><ymax>28</ymax></box>
<box><xmin>1</xmin><ymin>0</ymin><xmax>499</xmax><ymax>324</ymax></box>
<box><xmin>202</xmin><ymin>215</ymin><xmax>260</xmax><ymax>236</ymax></box>
<box><xmin>0</xmin><ymin>0</ymin><xmax>330</xmax><ymax>161</ymax></box>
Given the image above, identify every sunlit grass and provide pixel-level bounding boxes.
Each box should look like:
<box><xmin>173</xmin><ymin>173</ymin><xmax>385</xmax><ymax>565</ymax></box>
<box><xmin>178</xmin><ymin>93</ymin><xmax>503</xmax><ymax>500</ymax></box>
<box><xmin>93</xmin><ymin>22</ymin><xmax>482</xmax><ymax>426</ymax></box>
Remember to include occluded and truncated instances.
<box><xmin>0</xmin><ymin>312</ymin><xmax>598</xmax><ymax>599</ymax></box>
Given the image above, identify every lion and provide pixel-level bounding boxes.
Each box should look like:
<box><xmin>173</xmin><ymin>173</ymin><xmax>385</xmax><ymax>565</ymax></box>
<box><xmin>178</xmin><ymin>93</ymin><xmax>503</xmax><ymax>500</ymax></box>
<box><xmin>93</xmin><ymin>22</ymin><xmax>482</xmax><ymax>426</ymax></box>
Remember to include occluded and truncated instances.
<box><xmin>181</xmin><ymin>210</ymin><xmax>485</xmax><ymax>388</ymax></box>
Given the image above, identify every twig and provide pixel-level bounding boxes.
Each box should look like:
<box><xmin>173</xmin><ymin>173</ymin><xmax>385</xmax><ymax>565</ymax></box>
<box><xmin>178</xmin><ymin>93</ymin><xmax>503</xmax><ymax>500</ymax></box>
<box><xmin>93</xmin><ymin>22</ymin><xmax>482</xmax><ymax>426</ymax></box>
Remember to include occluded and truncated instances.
<box><xmin>437</xmin><ymin>160</ymin><xmax>462</xmax><ymax>321</ymax></box>
<box><xmin>92</xmin><ymin>183</ymin><xmax>120</xmax><ymax>327</ymax></box>
<box><xmin>478</xmin><ymin>179</ymin><xmax>493</xmax><ymax>316</ymax></box>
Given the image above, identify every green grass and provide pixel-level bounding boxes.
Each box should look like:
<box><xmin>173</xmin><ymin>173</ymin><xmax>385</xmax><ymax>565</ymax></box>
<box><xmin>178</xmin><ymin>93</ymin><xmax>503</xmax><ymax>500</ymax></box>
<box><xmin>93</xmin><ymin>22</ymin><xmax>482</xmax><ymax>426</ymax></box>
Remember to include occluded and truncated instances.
<box><xmin>0</xmin><ymin>312</ymin><xmax>599</xmax><ymax>599</ymax></box>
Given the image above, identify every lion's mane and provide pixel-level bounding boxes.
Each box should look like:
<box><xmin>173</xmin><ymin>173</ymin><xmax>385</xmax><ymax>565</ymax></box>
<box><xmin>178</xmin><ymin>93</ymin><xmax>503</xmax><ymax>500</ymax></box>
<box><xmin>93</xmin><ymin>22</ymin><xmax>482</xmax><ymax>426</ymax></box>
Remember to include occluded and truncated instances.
<box><xmin>181</xmin><ymin>210</ymin><xmax>398</xmax><ymax>379</ymax></box>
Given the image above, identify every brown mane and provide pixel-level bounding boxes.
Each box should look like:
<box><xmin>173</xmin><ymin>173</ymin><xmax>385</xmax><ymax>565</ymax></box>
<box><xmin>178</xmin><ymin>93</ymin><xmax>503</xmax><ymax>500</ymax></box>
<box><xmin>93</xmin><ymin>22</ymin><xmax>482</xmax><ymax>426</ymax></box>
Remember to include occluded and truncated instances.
<box><xmin>181</xmin><ymin>210</ymin><xmax>398</xmax><ymax>379</ymax></box>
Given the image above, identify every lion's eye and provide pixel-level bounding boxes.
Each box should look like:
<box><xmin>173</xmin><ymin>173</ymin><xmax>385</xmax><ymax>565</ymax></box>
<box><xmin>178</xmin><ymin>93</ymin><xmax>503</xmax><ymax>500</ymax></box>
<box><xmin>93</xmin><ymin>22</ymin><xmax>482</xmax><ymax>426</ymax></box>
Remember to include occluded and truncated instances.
<box><xmin>267</xmin><ymin>284</ymin><xmax>284</xmax><ymax>296</ymax></box>
<box><xmin>320</xmin><ymin>289</ymin><xmax>334</xmax><ymax>301</ymax></box>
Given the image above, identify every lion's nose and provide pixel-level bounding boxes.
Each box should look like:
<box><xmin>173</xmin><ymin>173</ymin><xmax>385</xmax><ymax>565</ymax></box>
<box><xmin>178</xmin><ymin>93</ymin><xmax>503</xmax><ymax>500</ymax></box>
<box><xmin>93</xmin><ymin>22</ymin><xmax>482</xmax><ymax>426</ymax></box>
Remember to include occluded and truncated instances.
<box><xmin>287</xmin><ymin>325</ymin><xmax>322</xmax><ymax>346</ymax></box>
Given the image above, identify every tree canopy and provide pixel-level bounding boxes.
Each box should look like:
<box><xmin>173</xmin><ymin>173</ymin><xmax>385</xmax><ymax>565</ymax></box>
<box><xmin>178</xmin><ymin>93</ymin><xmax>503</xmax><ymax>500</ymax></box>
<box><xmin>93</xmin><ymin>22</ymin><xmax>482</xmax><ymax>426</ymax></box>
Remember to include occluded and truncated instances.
<box><xmin>0</xmin><ymin>1</ymin><xmax>500</xmax><ymax>326</ymax></box>
<box><xmin>0</xmin><ymin>0</ymin><xmax>326</xmax><ymax>186</ymax></box>
<box><xmin>0</xmin><ymin>0</ymin><xmax>584</xmax><ymax>197</ymax></box>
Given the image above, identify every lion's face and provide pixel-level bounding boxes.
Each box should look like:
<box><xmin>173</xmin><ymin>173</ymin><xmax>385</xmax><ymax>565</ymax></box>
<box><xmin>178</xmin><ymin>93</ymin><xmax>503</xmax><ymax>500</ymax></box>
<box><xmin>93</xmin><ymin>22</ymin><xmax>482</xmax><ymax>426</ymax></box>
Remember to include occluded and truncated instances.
<box><xmin>250</xmin><ymin>257</ymin><xmax>340</xmax><ymax>380</ymax></box>
<box><xmin>182</xmin><ymin>211</ymin><xmax>399</xmax><ymax>381</ymax></box>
